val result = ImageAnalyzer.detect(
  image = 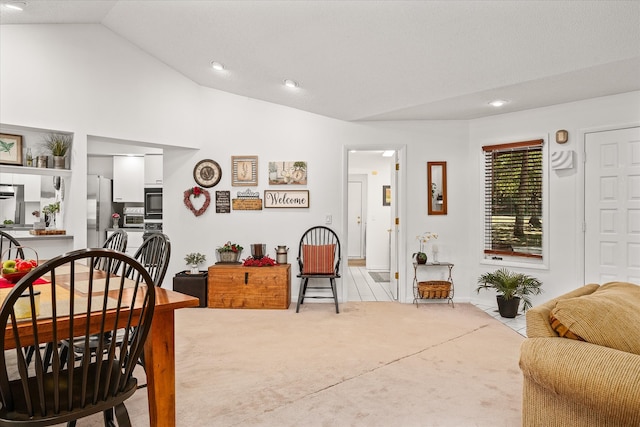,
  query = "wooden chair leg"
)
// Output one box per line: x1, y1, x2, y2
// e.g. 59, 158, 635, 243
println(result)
330, 278, 339, 313
114, 403, 131, 427
296, 278, 308, 313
